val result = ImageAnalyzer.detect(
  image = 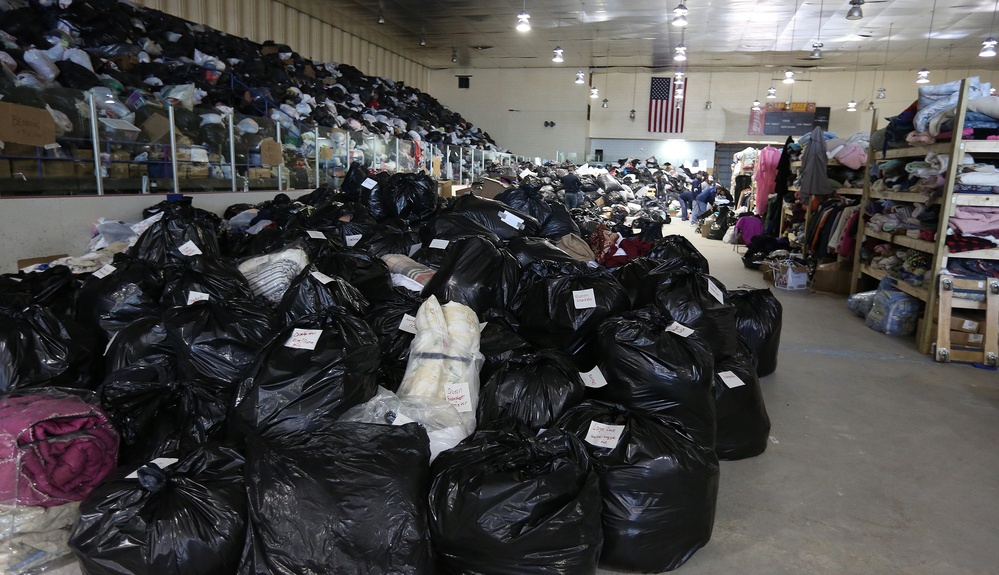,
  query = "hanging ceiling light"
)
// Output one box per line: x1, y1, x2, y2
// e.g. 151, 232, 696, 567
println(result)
629, 109, 636, 119
590, 86, 599, 98
917, 0, 937, 83
575, 70, 585, 84
672, 2, 688, 27
877, 23, 892, 99
516, 1, 531, 32
378, 14, 385, 25
811, 0, 825, 58
601, 98, 609, 108
451, 49, 458, 63
847, 100, 857, 112
783, 2, 798, 85
983, 0, 999, 56
848, 46, 860, 111
419, 35, 426, 47
867, 101, 876, 111
552, 46, 564, 63
767, 85, 777, 99
674, 44, 687, 61
752, 98, 761, 111
782, 69, 795, 84
846, 0, 864, 20
705, 72, 713, 110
